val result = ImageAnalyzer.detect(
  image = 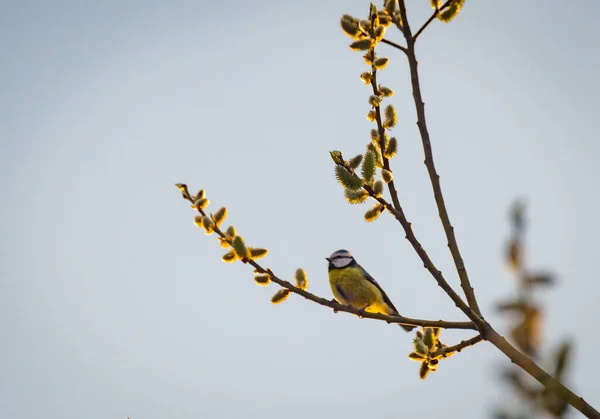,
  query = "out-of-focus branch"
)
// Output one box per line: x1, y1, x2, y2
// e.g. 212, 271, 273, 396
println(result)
487, 329, 600, 419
